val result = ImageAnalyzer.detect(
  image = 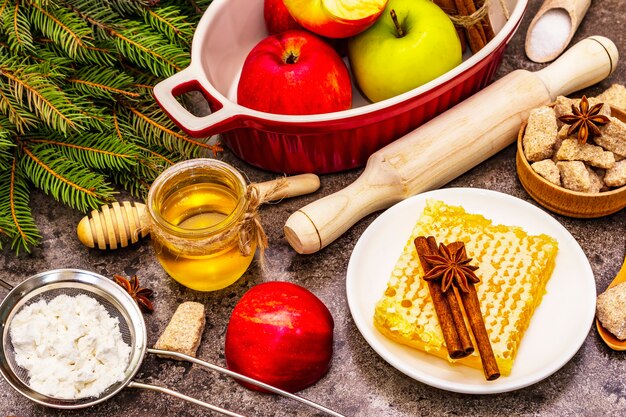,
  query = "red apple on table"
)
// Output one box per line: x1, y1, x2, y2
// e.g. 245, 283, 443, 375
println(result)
264, 0, 302, 34
225, 281, 334, 393
237, 30, 352, 115
283, 0, 388, 38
